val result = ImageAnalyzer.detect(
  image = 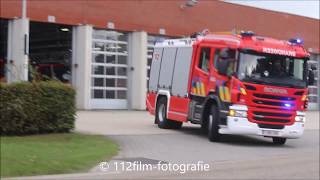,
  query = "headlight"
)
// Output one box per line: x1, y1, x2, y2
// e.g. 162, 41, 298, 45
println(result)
229, 109, 247, 117
295, 116, 305, 123
295, 111, 306, 123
